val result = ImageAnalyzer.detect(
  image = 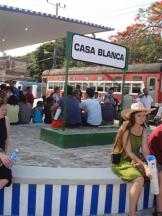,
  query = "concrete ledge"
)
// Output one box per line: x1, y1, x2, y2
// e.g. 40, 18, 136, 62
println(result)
12, 166, 123, 185
0, 165, 154, 216
40, 127, 117, 148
